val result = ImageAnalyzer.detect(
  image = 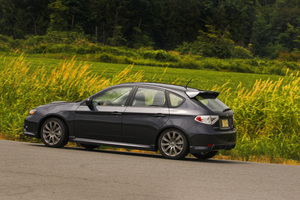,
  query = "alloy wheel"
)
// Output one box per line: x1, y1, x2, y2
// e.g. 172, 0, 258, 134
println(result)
42, 120, 62, 145
160, 131, 185, 157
